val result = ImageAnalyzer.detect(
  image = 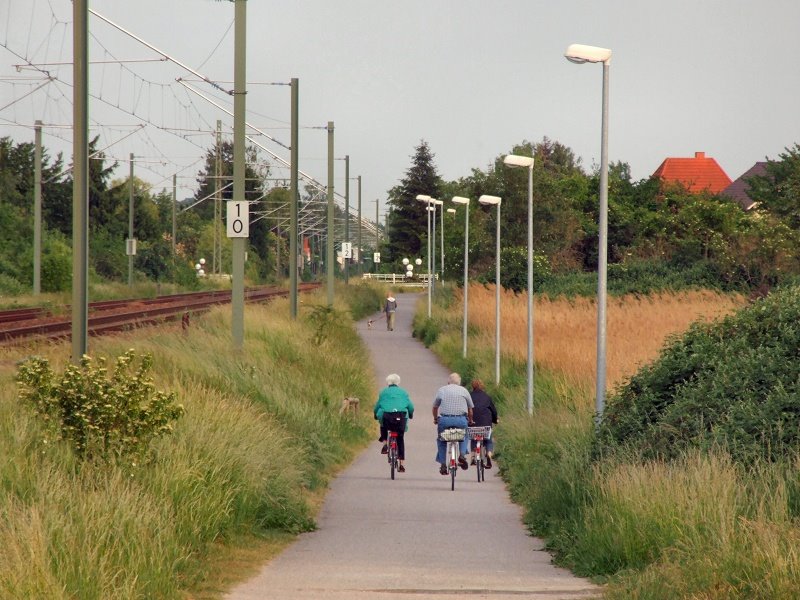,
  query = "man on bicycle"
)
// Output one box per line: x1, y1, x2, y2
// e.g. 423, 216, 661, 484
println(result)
432, 372, 474, 476
373, 373, 414, 472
